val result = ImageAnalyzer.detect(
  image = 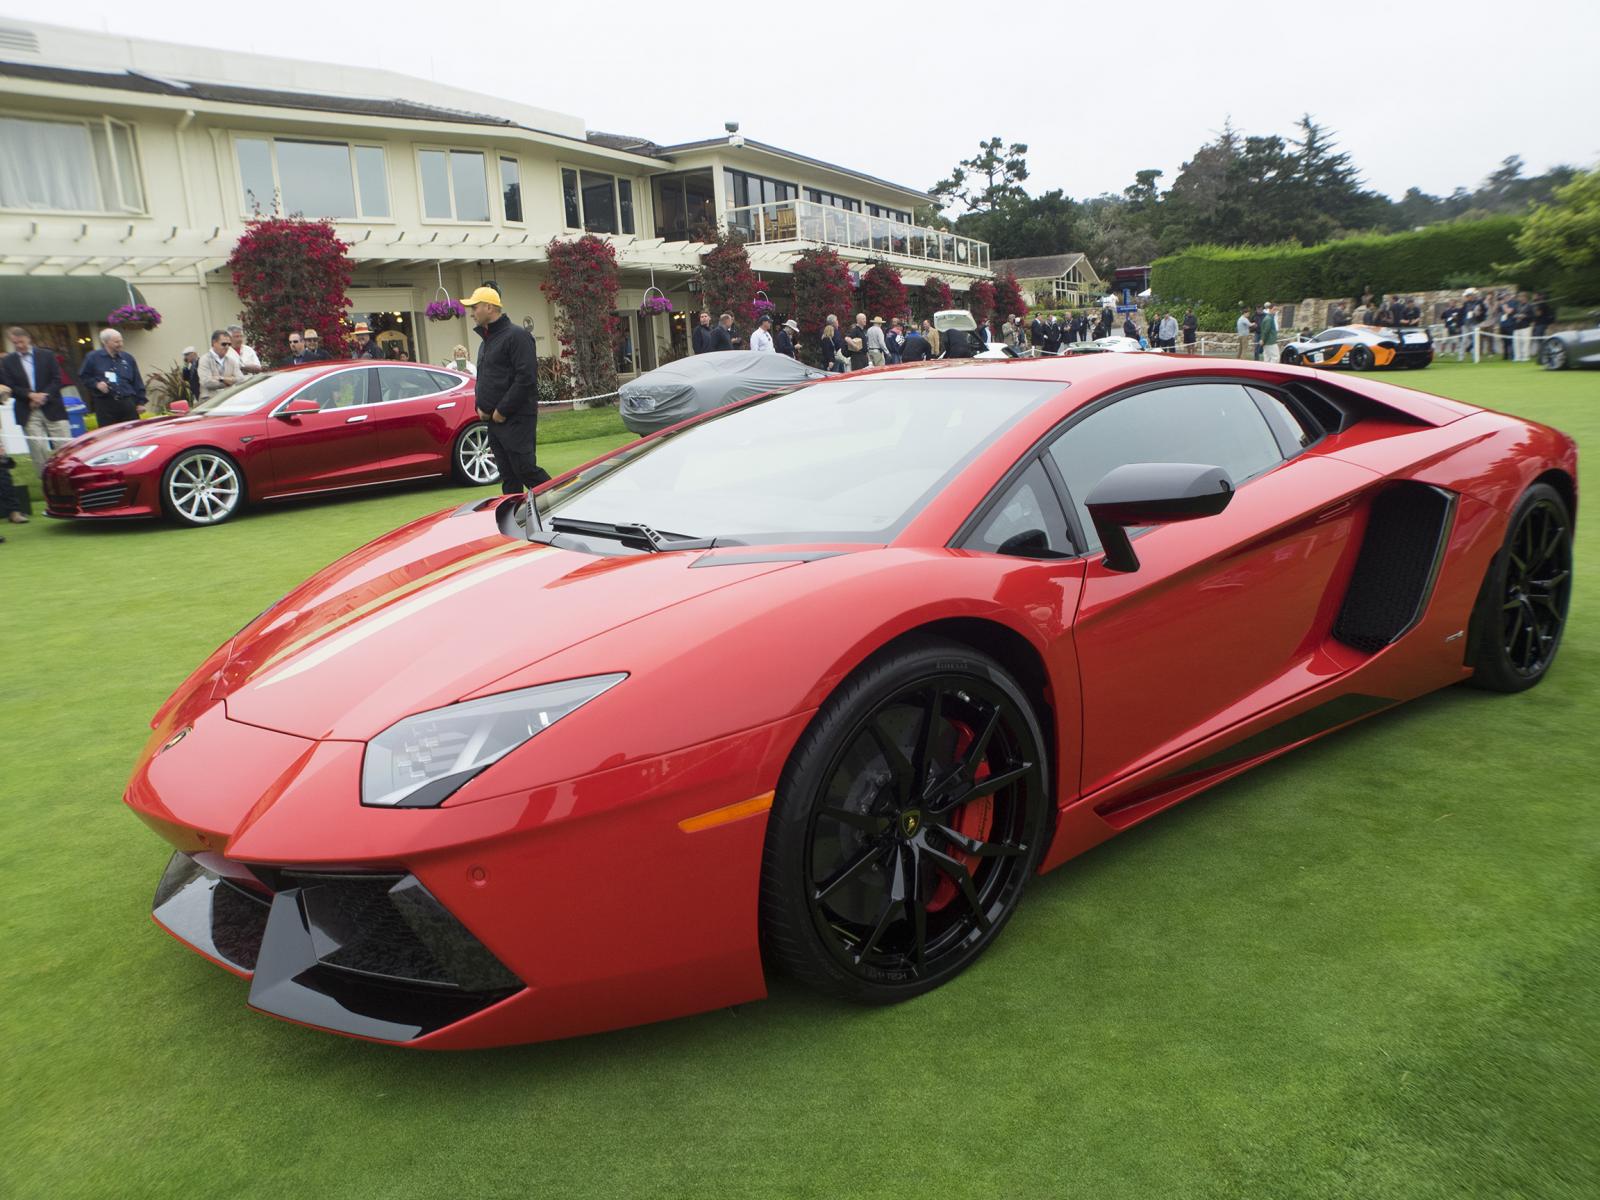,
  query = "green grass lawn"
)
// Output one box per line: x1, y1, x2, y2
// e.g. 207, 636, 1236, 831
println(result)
3, 366, 1597, 1198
